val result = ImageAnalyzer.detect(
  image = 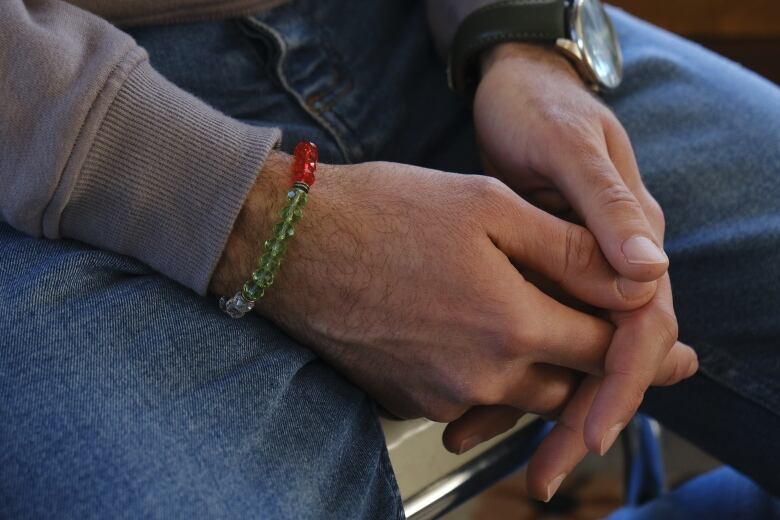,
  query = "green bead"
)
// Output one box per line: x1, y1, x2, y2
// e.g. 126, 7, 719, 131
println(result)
264, 239, 287, 256
273, 222, 295, 241
258, 253, 281, 271
263, 240, 287, 257
252, 269, 275, 288
242, 281, 264, 301
281, 204, 304, 224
